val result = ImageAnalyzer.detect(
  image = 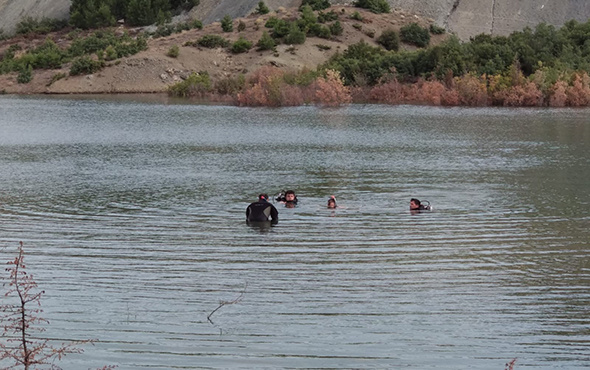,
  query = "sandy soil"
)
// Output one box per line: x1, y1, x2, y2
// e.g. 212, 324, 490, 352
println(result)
0, 6, 444, 95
